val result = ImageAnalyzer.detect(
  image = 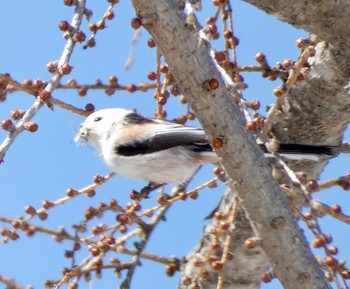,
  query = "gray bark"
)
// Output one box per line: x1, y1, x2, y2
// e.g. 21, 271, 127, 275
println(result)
242, 0, 350, 51
243, 0, 350, 179
181, 189, 269, 289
